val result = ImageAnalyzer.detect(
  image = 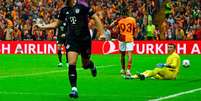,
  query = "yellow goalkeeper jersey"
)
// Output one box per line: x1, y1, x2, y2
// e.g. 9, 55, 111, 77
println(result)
166, 51, 181, 74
